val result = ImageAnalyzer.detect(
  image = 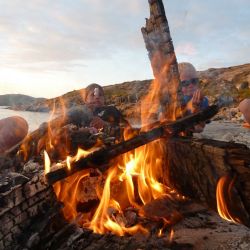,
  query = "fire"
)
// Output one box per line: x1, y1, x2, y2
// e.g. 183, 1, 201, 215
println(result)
44, 150, 51, 175
65, 148, 93, 171
47, 100, 57, 151
85, 166, 148, 236
53, 169, 90, 221
66, 156, 71, 170
43, 44, 182, 236
87, 140, 170, 235
49, 147, 97, 220
169, 228, 174, 242
74, 148, 93, 161
158, 228, 163, 237
46, 126, 175, 236
216, 175, 241, 224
